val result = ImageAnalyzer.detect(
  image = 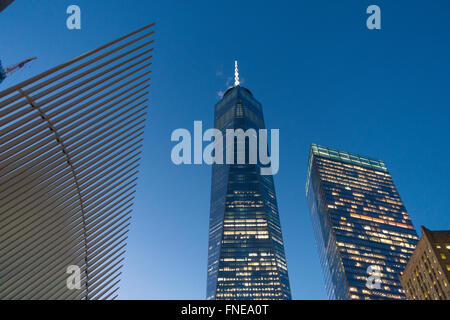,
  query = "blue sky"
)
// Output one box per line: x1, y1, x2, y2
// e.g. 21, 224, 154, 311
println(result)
1, 0, 449, 299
